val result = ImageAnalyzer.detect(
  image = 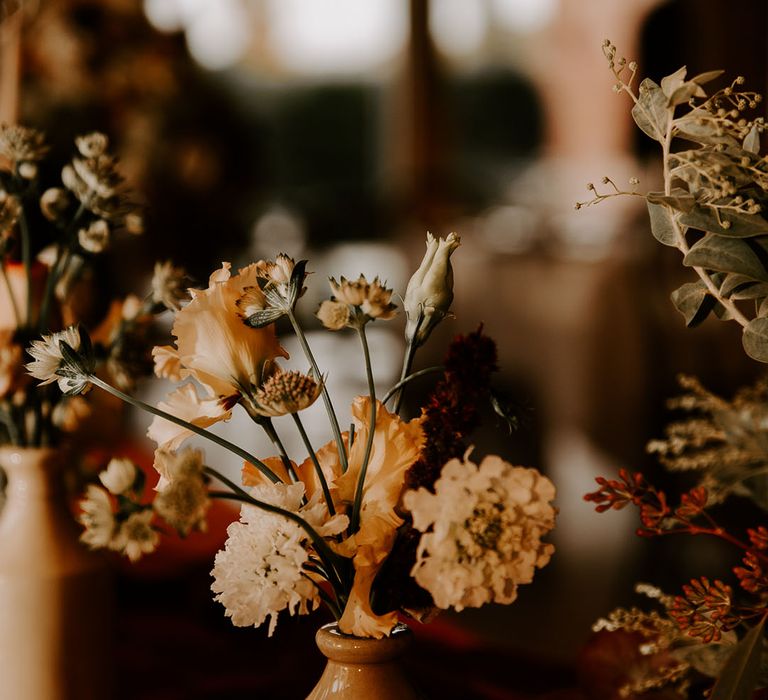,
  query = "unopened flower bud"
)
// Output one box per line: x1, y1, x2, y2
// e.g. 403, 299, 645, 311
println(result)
99, 457, 137, 495
40, 188, 69, 221
404, 232, 460, 348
